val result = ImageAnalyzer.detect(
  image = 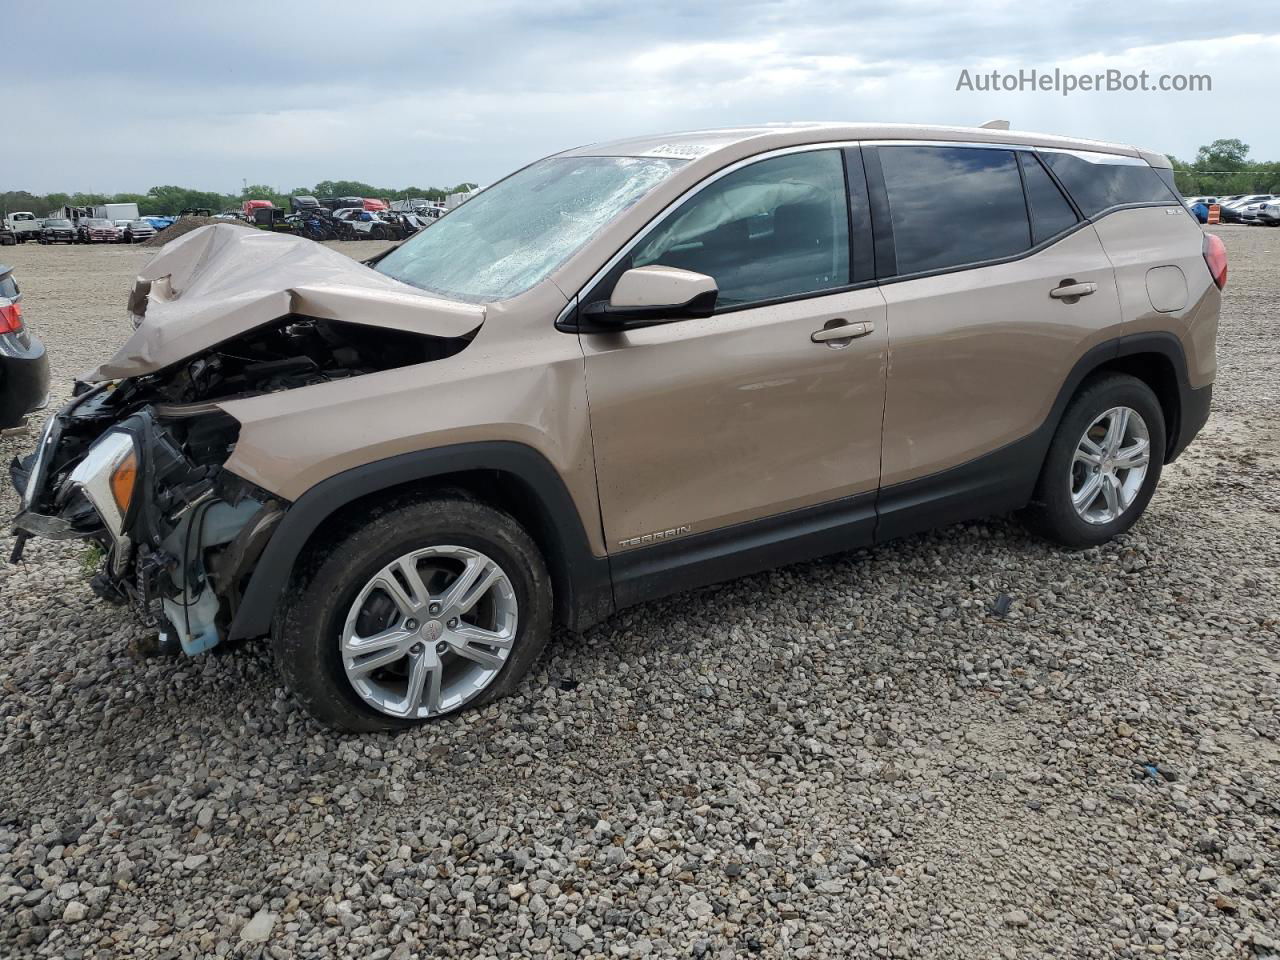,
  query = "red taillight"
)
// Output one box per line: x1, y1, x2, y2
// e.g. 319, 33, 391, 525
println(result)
0, 302, 22, 335
1203, 232, 1228, 290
